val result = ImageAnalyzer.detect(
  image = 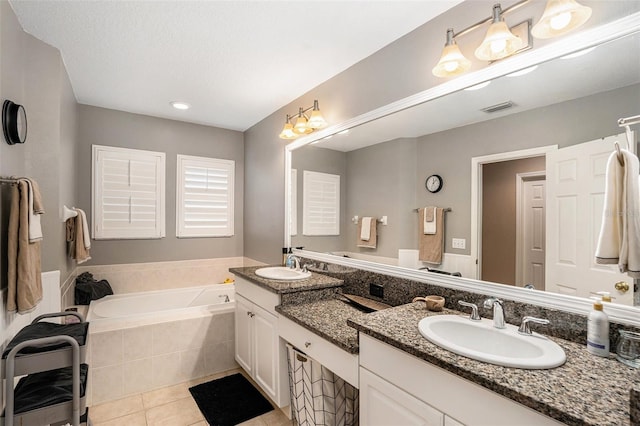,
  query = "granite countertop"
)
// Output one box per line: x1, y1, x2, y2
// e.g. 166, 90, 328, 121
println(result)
230, 265, 343, 294
276, 298, 368, 354
348, 303, 640, 426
